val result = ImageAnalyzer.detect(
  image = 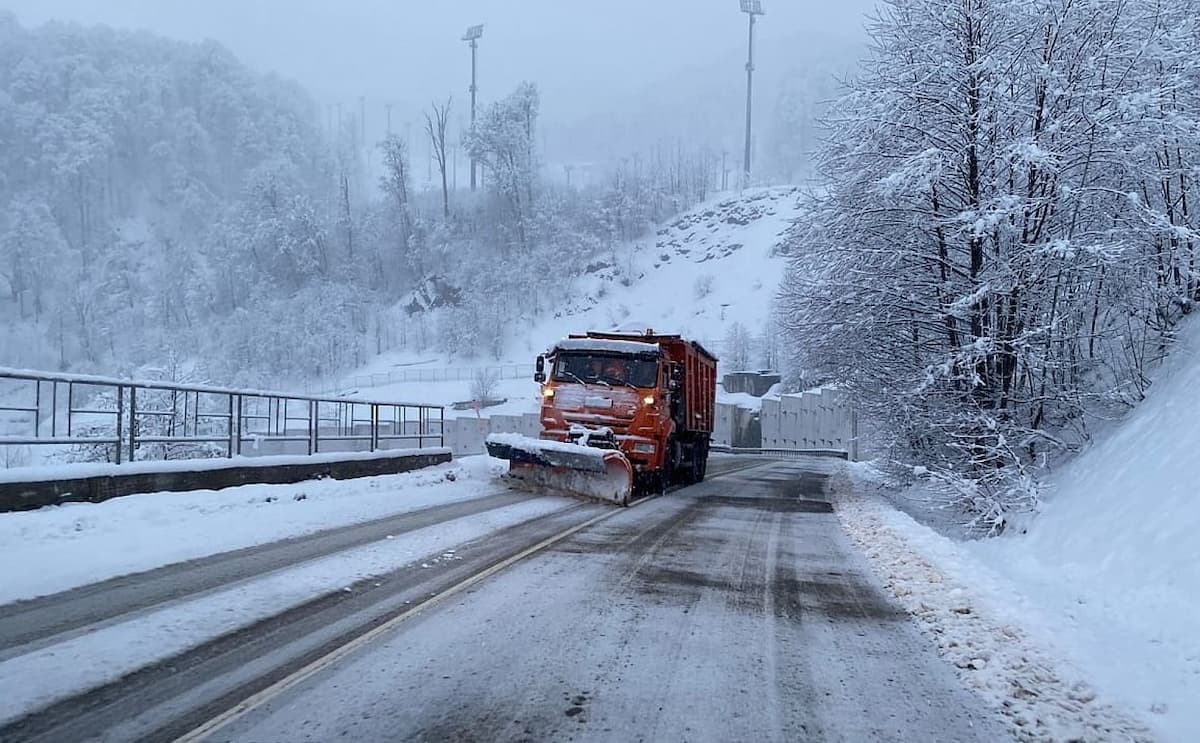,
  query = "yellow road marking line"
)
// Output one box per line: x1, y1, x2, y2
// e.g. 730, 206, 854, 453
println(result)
173, 502, 639, 742
175, 463, 760, 742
